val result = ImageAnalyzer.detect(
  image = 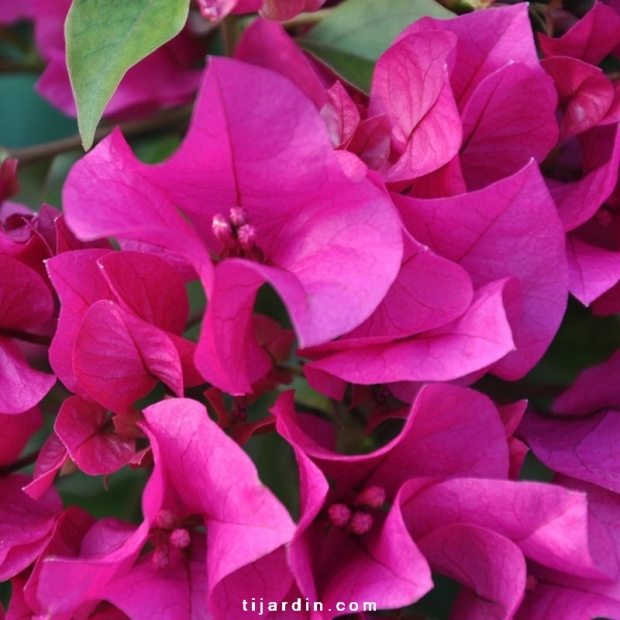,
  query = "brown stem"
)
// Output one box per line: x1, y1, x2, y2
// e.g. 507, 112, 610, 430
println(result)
0, 59, 45, 73
275, 363, 305, 377
185, 308, 205, 332
0, 450, 39, 476
0, 327, 52, 346
1, 105, 192, 167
